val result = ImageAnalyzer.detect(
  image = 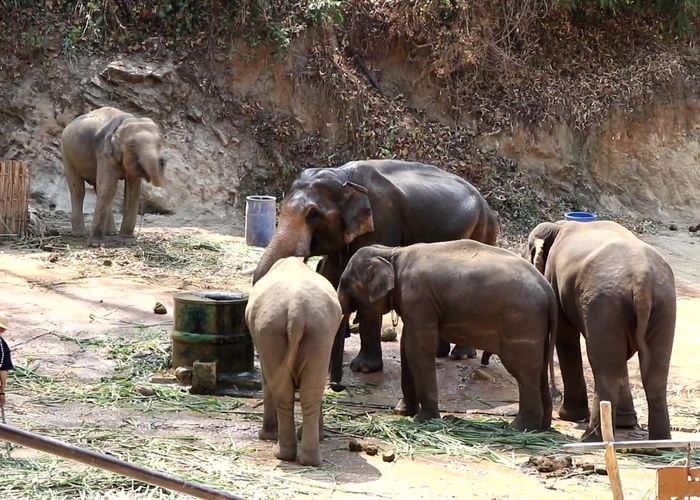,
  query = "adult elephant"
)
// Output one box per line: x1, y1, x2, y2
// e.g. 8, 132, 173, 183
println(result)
526, 220, 676, 441
61, 106, 166, 247
252, 160, 498, 386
